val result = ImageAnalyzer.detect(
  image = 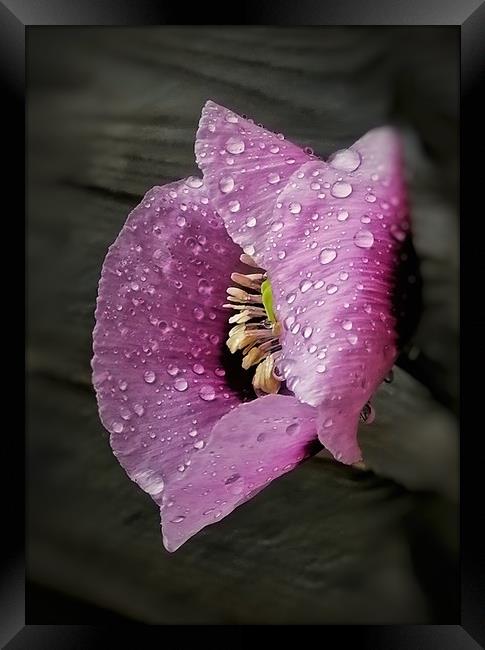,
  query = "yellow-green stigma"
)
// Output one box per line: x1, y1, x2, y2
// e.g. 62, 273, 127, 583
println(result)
261, 278, 276, 323
224, 254, 282, 395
